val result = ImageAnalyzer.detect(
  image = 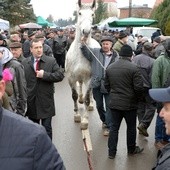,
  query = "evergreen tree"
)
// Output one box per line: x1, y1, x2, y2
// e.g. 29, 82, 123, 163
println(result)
94, 0, 107, 24
0, 0, 36, 26
151, 0, 170, 35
